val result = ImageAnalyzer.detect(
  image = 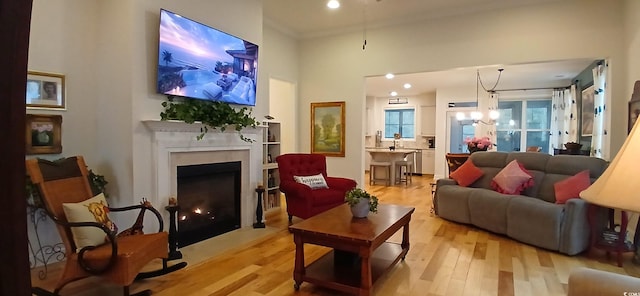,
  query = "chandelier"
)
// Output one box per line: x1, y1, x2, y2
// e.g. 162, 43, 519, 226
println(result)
456, 68, 504, 126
